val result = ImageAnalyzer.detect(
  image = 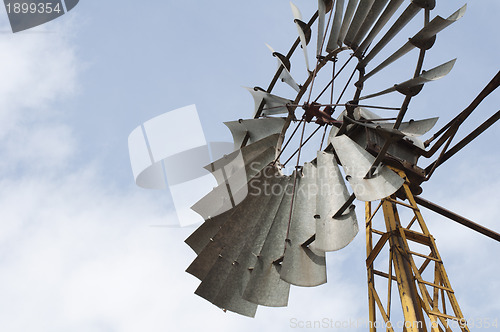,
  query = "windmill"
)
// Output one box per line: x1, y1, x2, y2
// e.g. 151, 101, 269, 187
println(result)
131, 1, 500, 331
